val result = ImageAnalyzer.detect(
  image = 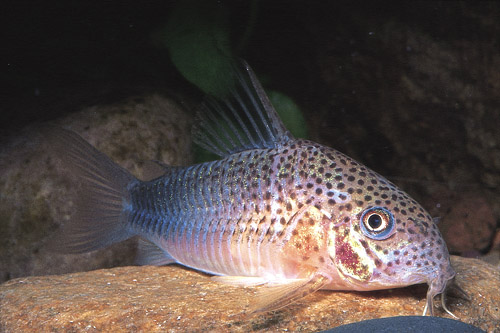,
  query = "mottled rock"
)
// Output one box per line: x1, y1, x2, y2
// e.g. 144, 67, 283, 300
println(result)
423, 187, 497, 254
0, 256, 498, 332
0, 94, 192, 283
305, 3, 500, 262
